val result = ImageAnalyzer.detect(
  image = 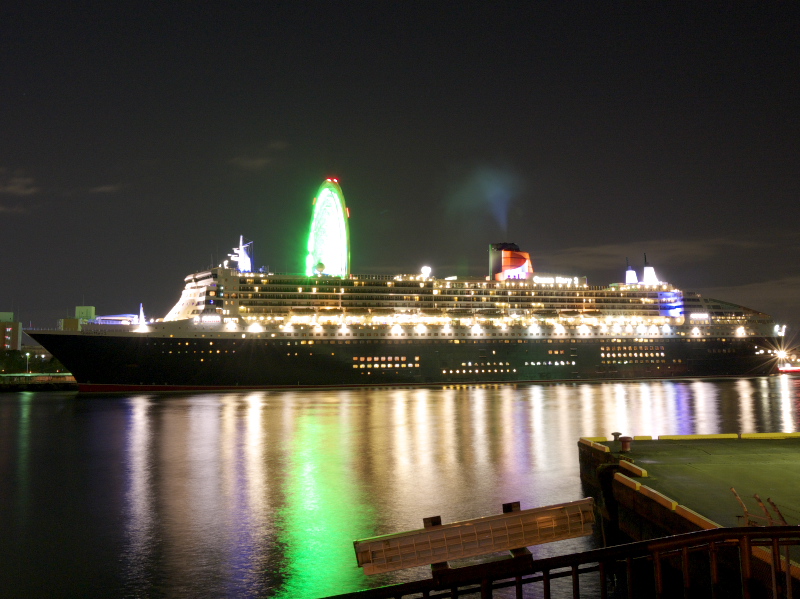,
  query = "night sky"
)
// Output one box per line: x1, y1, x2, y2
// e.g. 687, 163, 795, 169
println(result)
2, 3, 798, 334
